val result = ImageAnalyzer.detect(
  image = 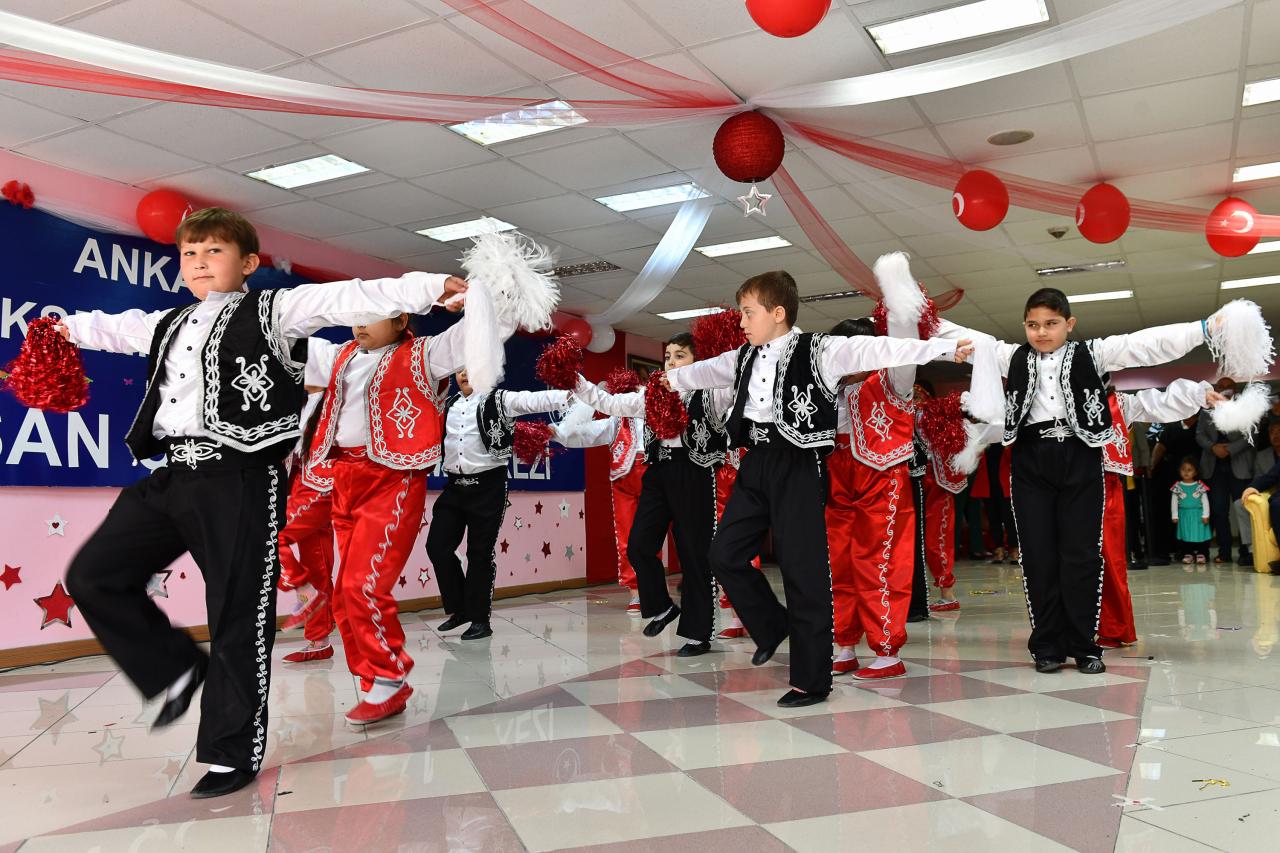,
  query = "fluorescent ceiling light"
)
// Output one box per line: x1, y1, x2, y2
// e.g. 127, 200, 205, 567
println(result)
596, 183, 708, 213
866, 0, 1049, 55
657, 307, 726, 321
1035, 259, 1126, 277
1221, 274, 1280, 290
1243, 77, 1280, 107
246, 154, 369, 189
1233, 161, 1280, 183
1247, 240, 1280, 255
447, 100, 587, 145
694, 235, 792, 258
416, 216, 517, 242
1067, 290, 1132, 304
